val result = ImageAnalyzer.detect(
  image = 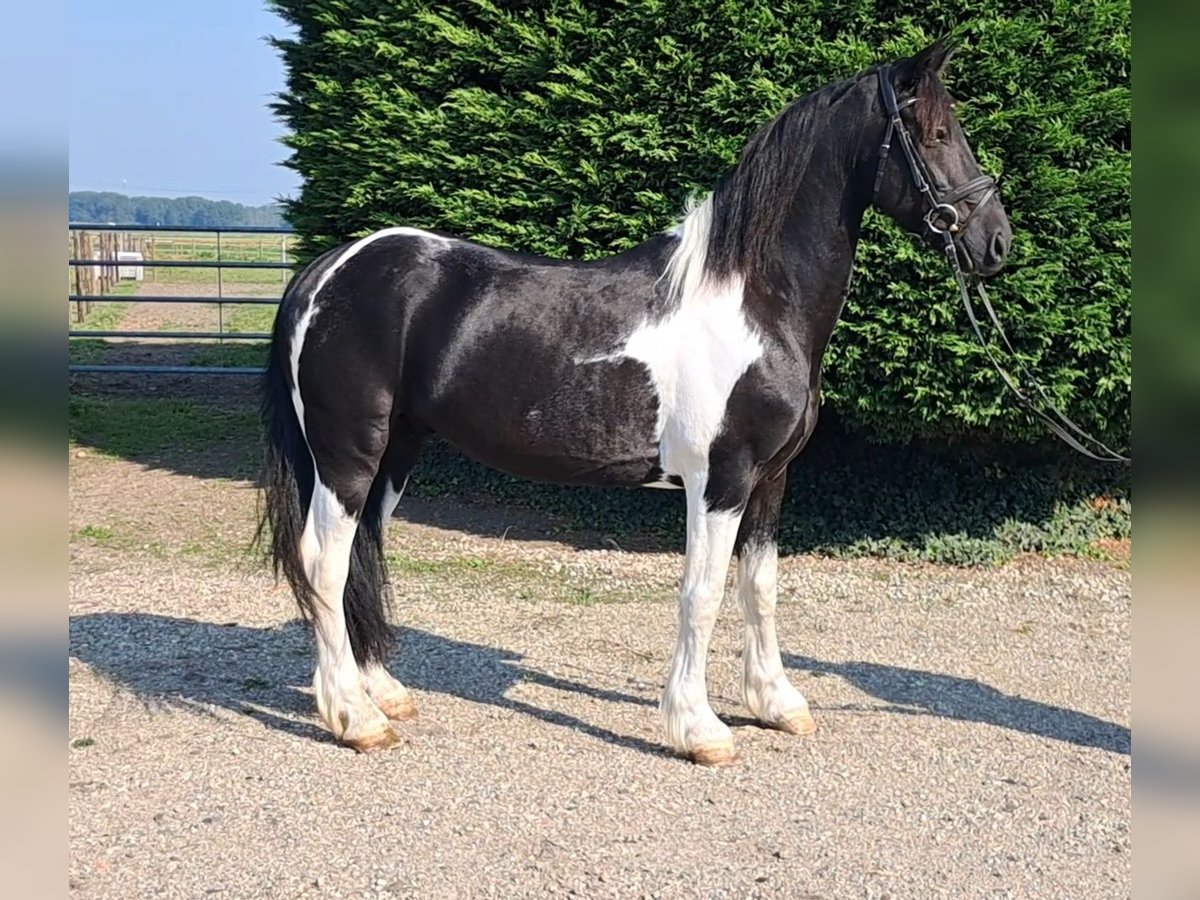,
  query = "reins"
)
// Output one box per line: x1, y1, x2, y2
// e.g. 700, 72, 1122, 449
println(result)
873, 66, 1130, 465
